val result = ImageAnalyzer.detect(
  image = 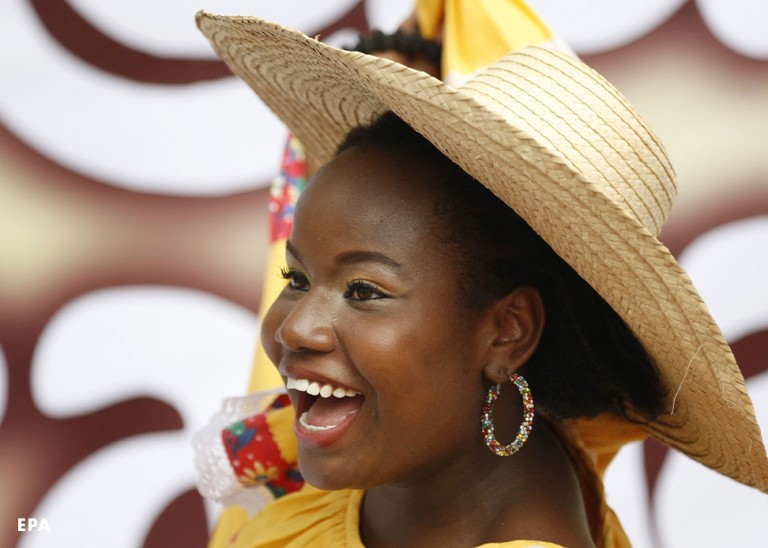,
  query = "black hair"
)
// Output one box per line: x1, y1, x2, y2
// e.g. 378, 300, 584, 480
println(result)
337, 111, 666, 422
346, 29, 442, 72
